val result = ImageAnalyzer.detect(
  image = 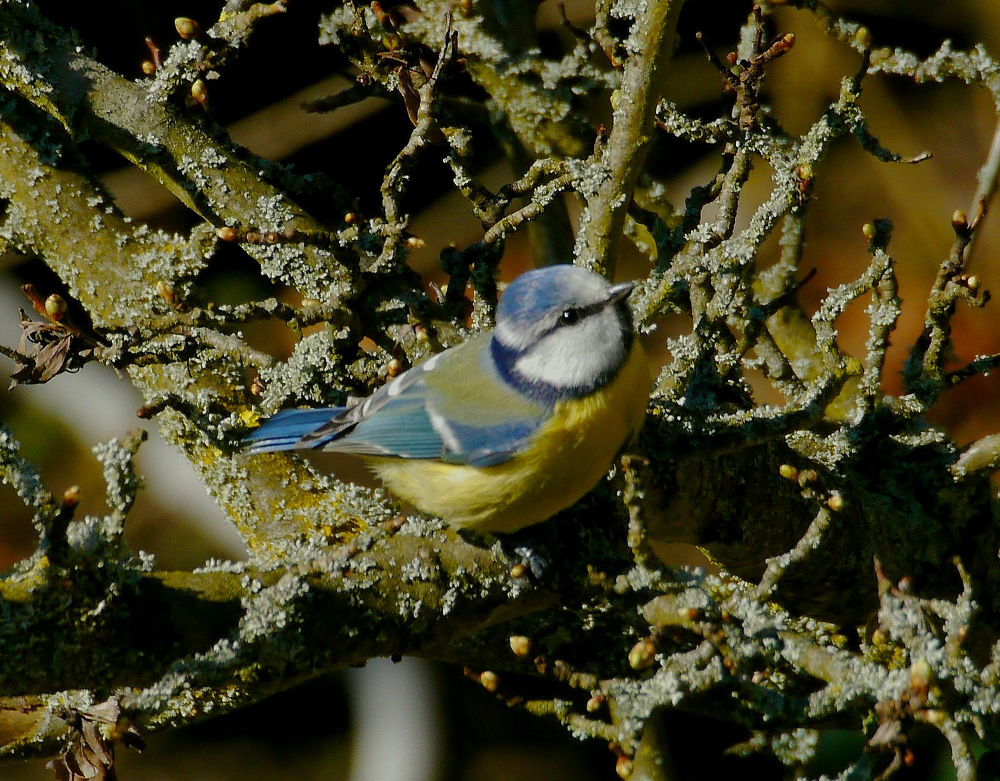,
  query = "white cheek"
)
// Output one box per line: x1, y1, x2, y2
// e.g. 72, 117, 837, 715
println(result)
514, 311, 625, 389
494, 318, 534, 350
